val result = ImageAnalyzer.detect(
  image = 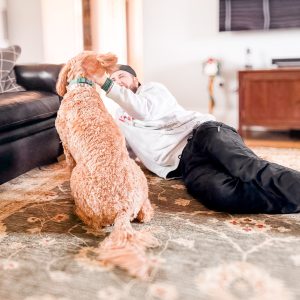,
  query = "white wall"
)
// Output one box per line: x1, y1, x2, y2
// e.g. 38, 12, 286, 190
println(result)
0, 0, 9, 47
91, 0, 127, 63
127, 0, 144, 81
6, 0, 83, 64
41, 0, 83, 63
7, 0, 44, 63
142, 0, 300, 127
